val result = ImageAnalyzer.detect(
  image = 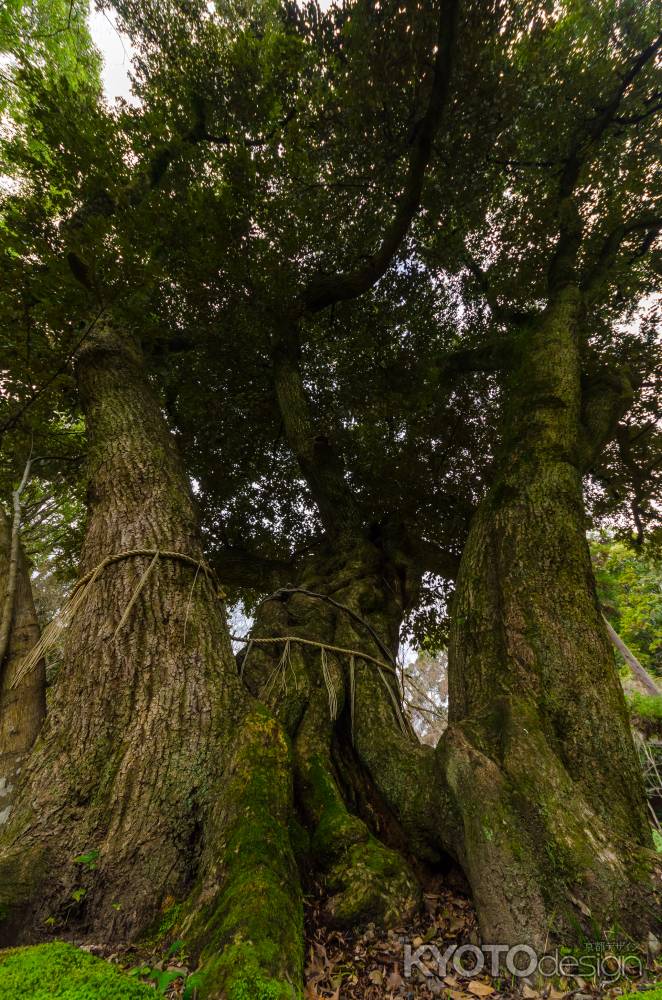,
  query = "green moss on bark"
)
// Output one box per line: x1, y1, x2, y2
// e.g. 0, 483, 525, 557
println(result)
299, 746, 421, 928
182, 705, 304, 999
